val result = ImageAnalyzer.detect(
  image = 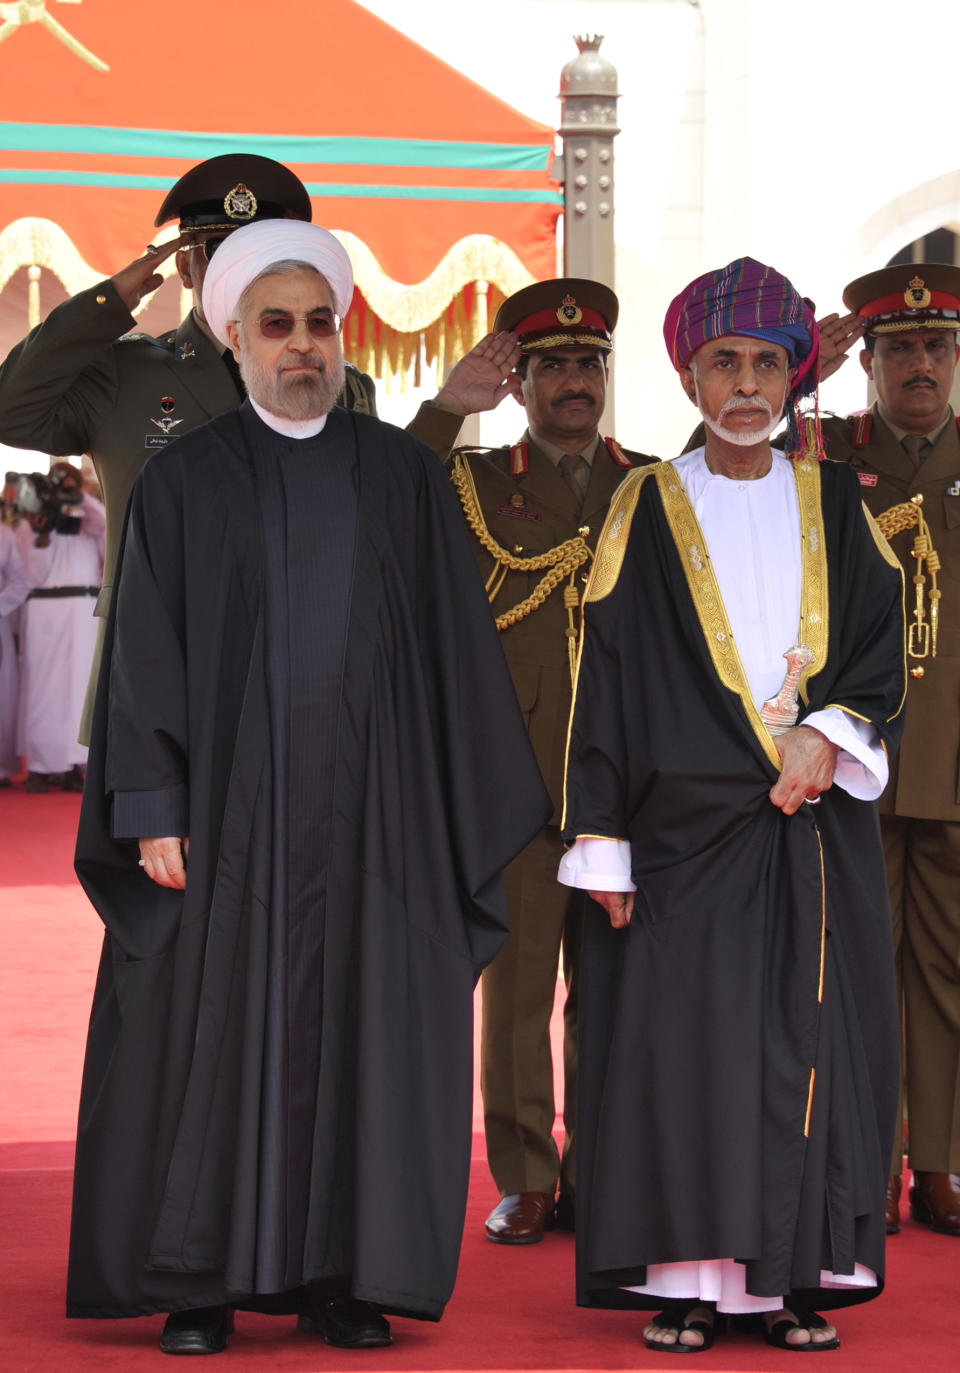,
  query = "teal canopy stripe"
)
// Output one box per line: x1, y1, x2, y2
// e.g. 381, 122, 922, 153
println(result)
0, 124, 553, 173
0, 169, 562, 205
